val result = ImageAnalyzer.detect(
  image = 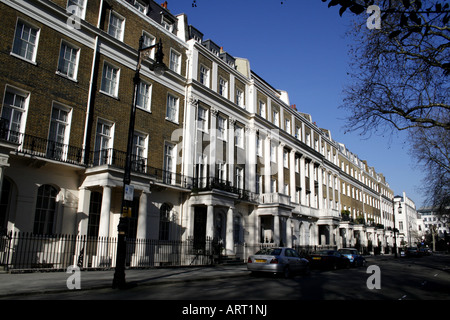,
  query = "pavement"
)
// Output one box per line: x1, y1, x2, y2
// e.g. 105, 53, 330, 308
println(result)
0, 264, 250, 298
